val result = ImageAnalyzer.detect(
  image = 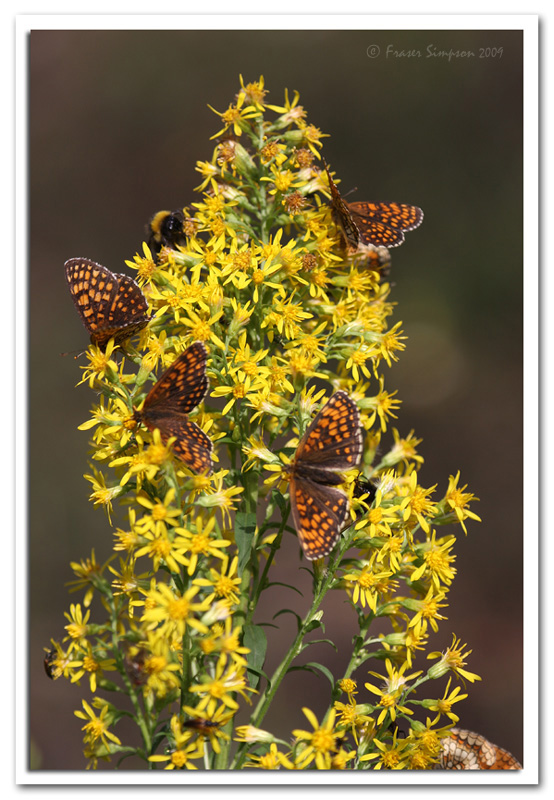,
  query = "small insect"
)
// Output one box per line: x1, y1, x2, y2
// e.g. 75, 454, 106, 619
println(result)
133, 342, 213, 474
322, 159, 423, 250
352, 474, 377, 506
147, 209, 186, 255
183, 718, 221, 735
65, 258, 151, 351
124, 648, 148, 687
287, 391, 363, 560
438, 728, 521, 770
43, 649, 58, 680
